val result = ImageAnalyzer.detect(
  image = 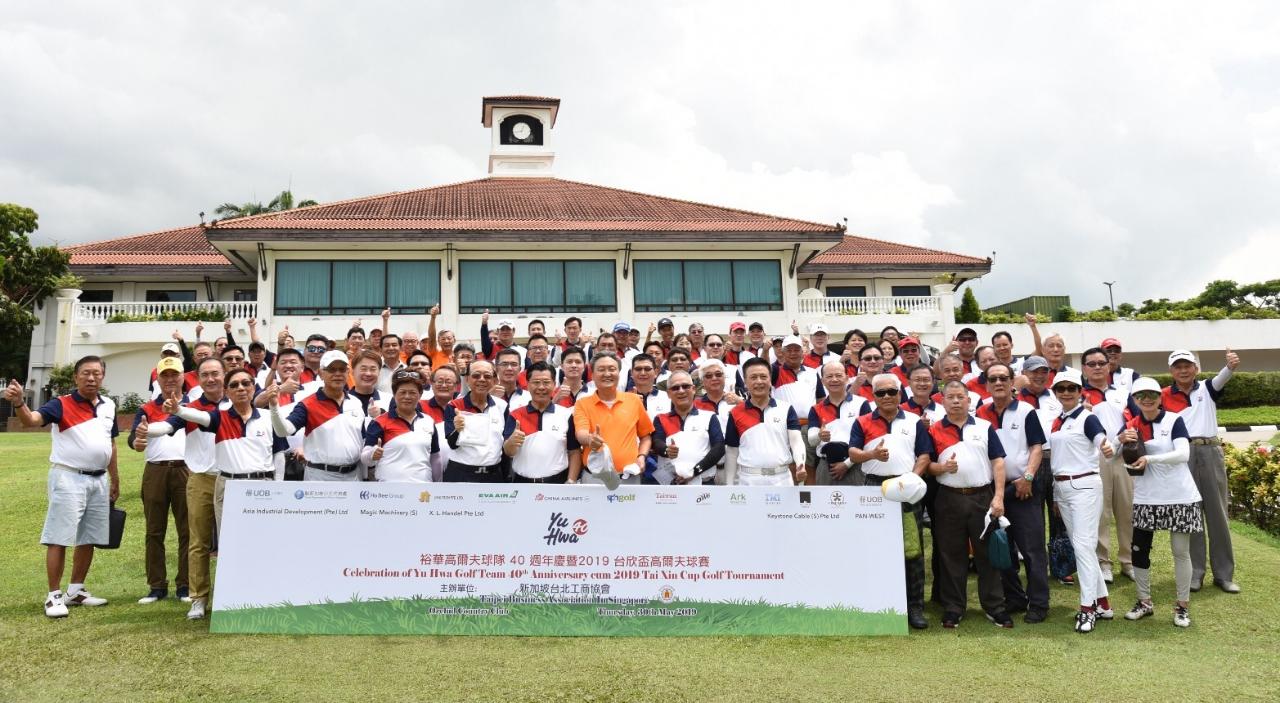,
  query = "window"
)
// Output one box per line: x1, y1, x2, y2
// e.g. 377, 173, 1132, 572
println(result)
826, 286, 866, 298
145, 290, 196, 302
890, 285, 931, 297
233, 289, 257, 302
274, 260, 441, 315
634, 260, 782, 312
458, 260, 616, 314
78, 290, 114, 303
